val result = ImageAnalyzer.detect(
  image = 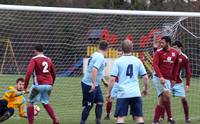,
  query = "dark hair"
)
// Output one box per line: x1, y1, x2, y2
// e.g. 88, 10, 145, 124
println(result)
16, 77, 25, 84
172, 40, 183, 48
99, 40, 108, 51
35, 44, 43, 52
121, 40, 133, 53
161, 36, 172, 45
